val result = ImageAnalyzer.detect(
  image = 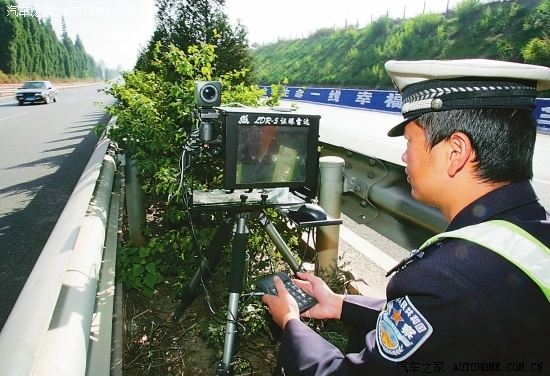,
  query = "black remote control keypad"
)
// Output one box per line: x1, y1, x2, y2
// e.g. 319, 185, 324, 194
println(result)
256, 272, 317, 313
